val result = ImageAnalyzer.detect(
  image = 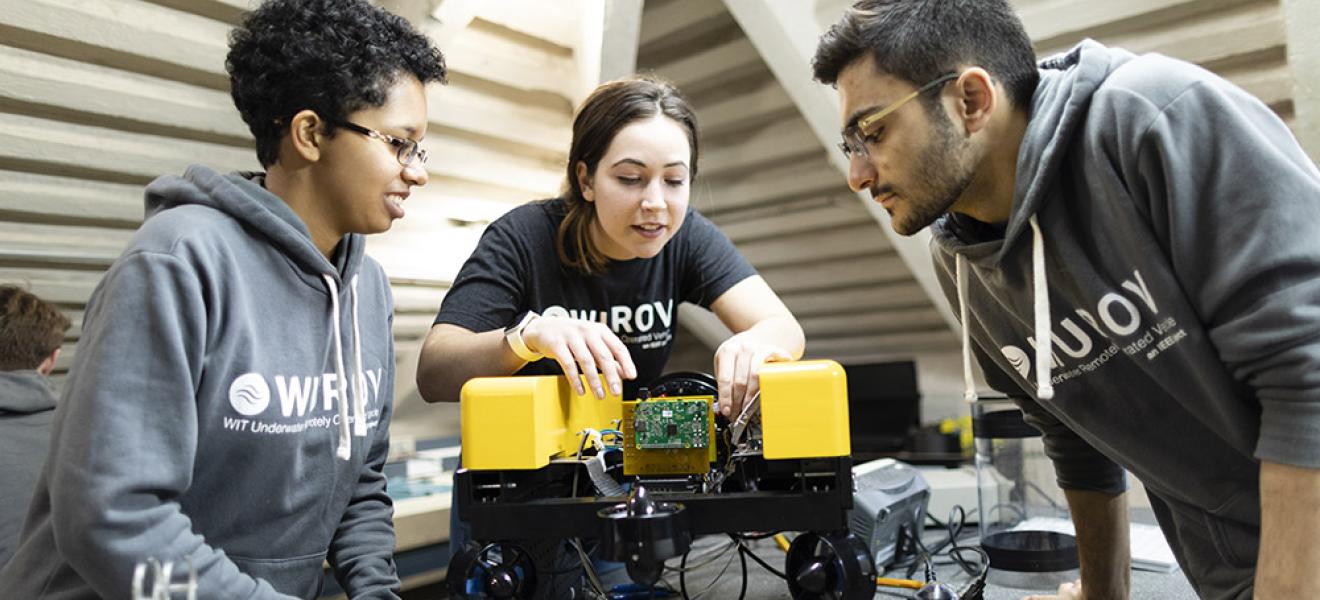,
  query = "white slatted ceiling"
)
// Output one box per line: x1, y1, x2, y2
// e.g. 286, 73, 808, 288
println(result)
0, 0, 583, 442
